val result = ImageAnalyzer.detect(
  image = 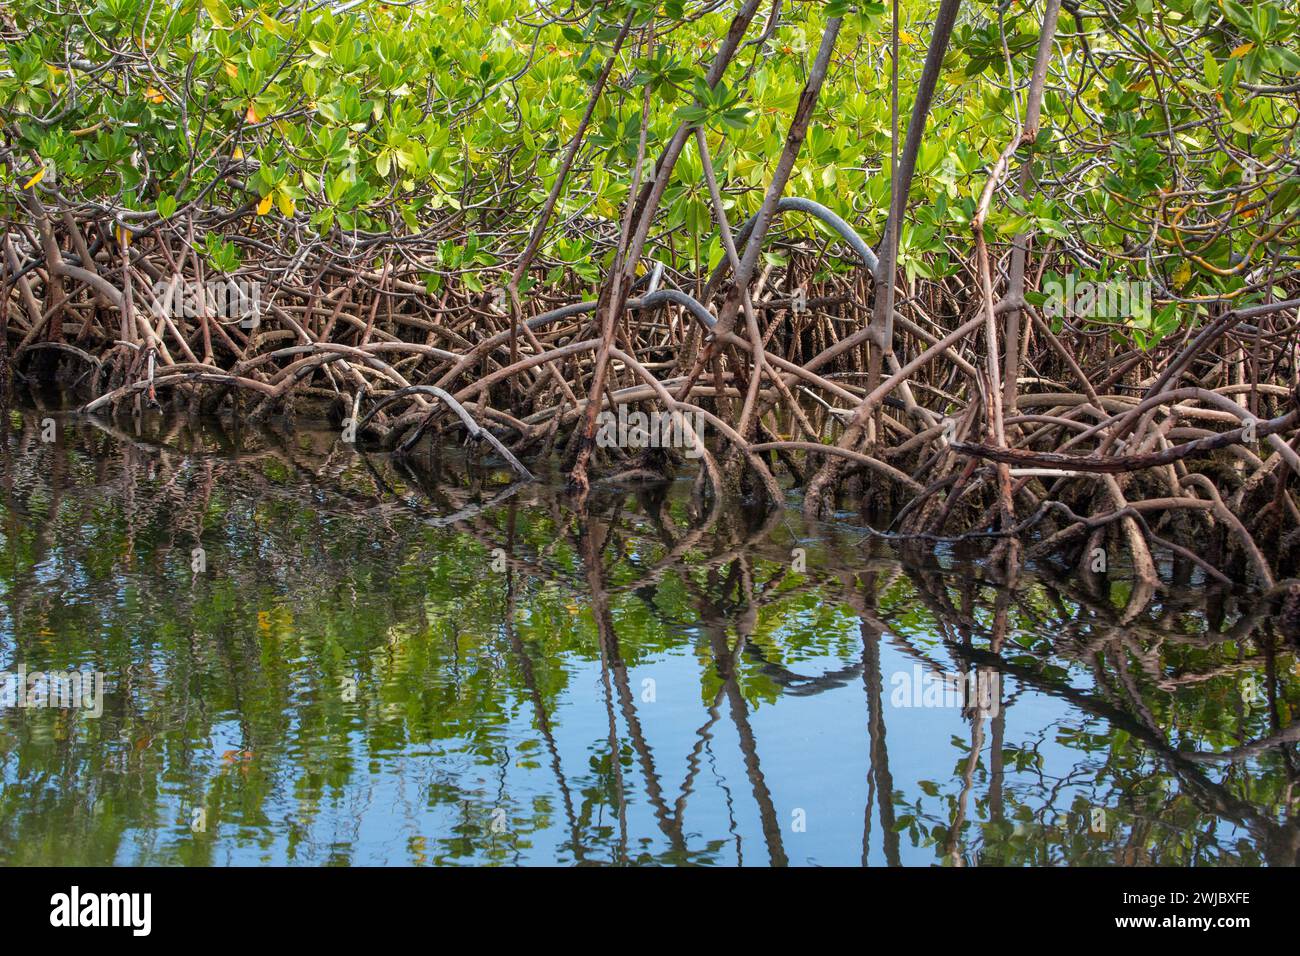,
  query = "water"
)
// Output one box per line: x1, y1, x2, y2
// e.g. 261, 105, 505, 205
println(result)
0, 407, 1296, 866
